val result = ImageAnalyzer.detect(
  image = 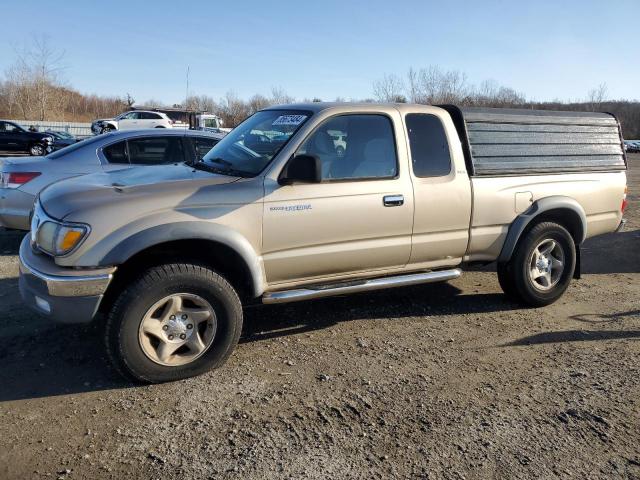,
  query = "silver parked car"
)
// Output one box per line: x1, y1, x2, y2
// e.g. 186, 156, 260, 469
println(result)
0, 129, 225, 230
